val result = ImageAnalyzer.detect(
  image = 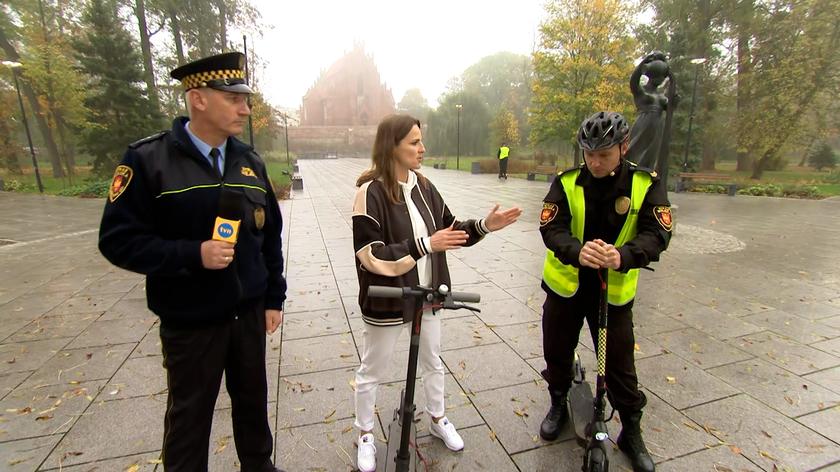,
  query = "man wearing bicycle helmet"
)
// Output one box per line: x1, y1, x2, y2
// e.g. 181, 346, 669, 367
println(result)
537, 111, 671, 472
